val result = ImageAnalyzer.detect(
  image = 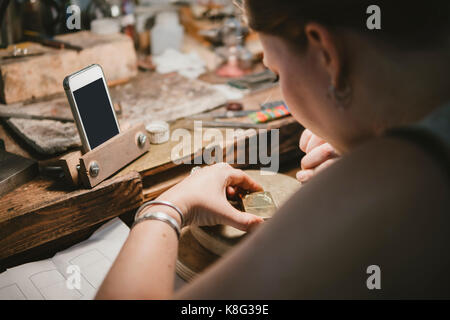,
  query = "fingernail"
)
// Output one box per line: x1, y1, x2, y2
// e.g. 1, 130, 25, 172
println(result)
296, 171, 306, 182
